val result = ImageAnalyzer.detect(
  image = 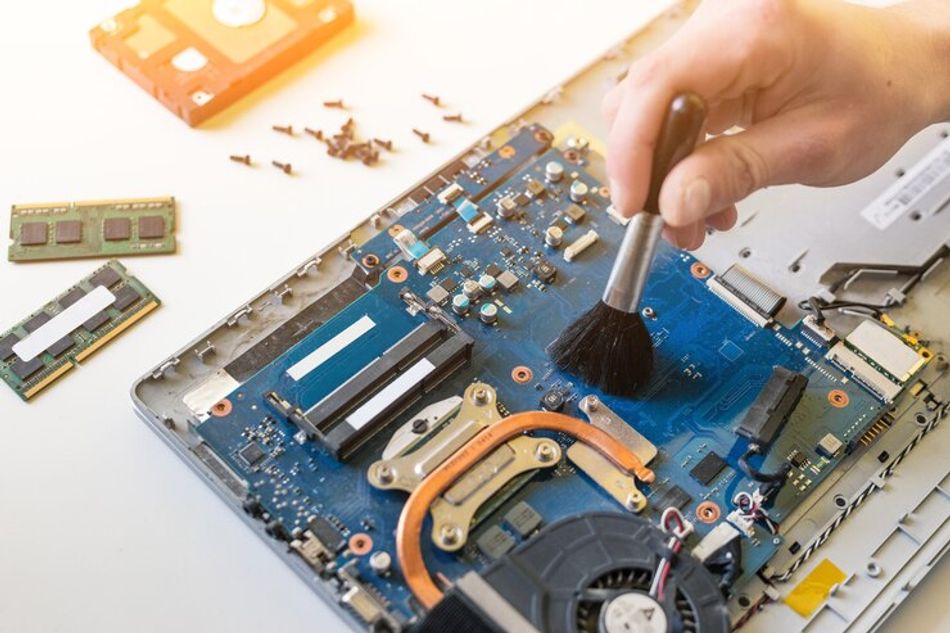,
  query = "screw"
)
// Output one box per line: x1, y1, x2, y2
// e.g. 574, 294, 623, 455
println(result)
625, 493, 642, 511
473, 387, 489, 404
304, 127, 324, 141
229, 154, 251, 165
443, 113, 463, 123
438, 524, 461, 546
373, 138, 393, 151
375, 464, 394, 485
422, 93, 441, 106
535, 442, 558, 463
361, 150, 379, 166
412, 128, 431, 143
271, 161, 292, 175
323, 99, 345, 108
272, 124, 293, 135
